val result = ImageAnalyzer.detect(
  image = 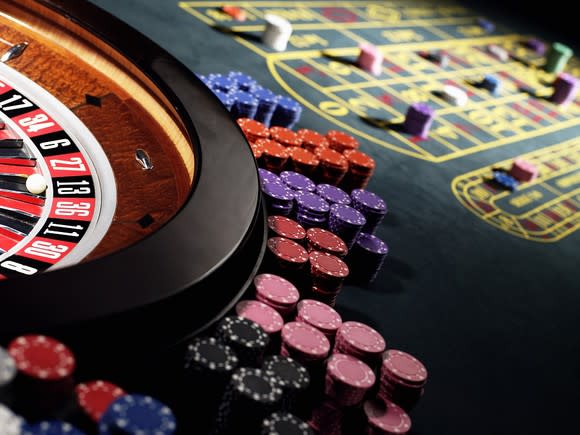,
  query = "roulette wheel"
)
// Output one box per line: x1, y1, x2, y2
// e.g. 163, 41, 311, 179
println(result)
0, 0, 265, 372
